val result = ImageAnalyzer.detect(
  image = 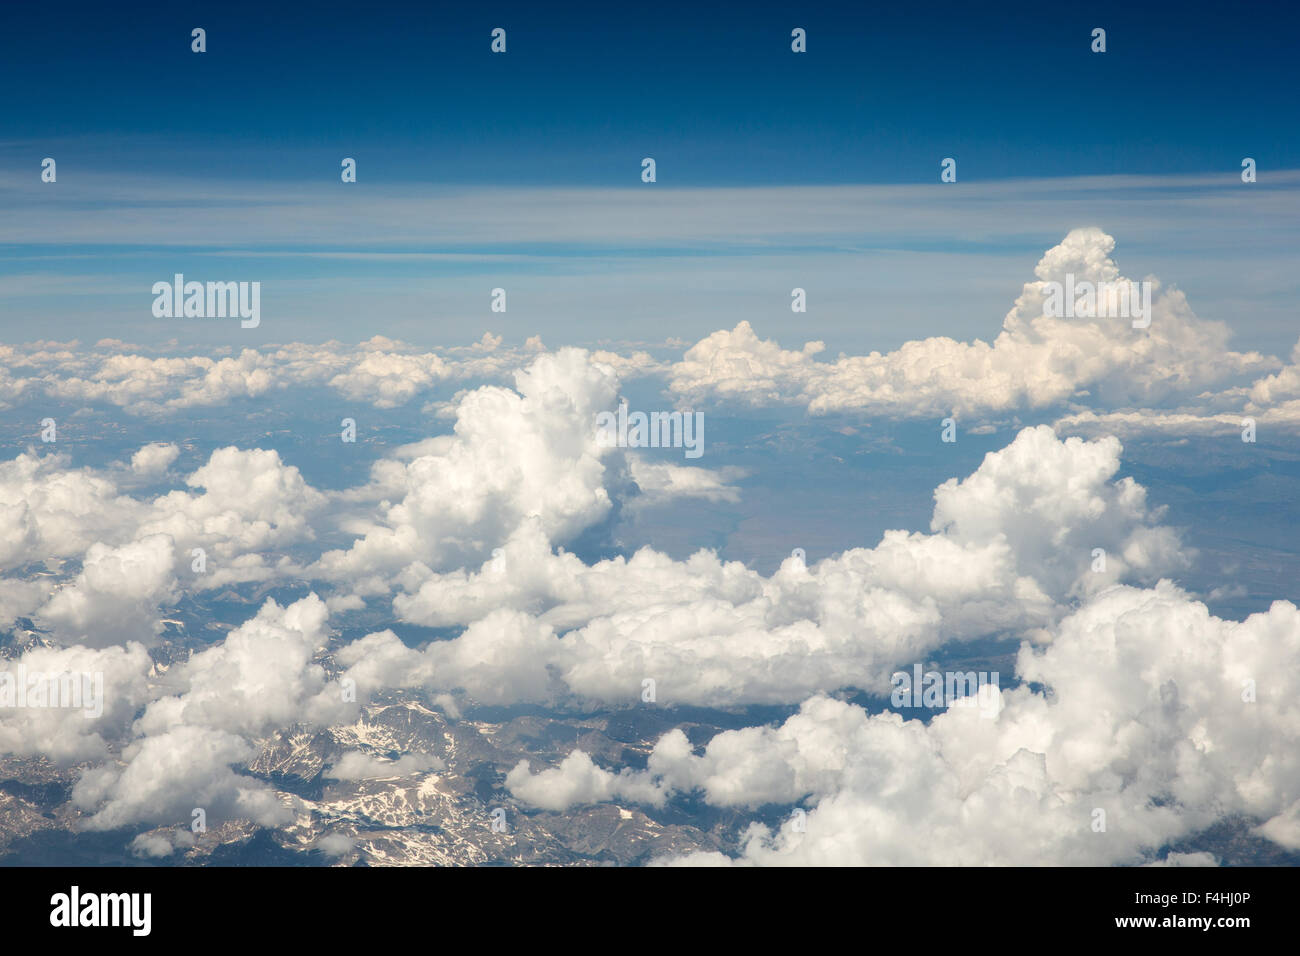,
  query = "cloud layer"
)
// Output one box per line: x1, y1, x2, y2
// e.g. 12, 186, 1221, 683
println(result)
668, 229, 1277, 420
2, 229, 1296, 866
